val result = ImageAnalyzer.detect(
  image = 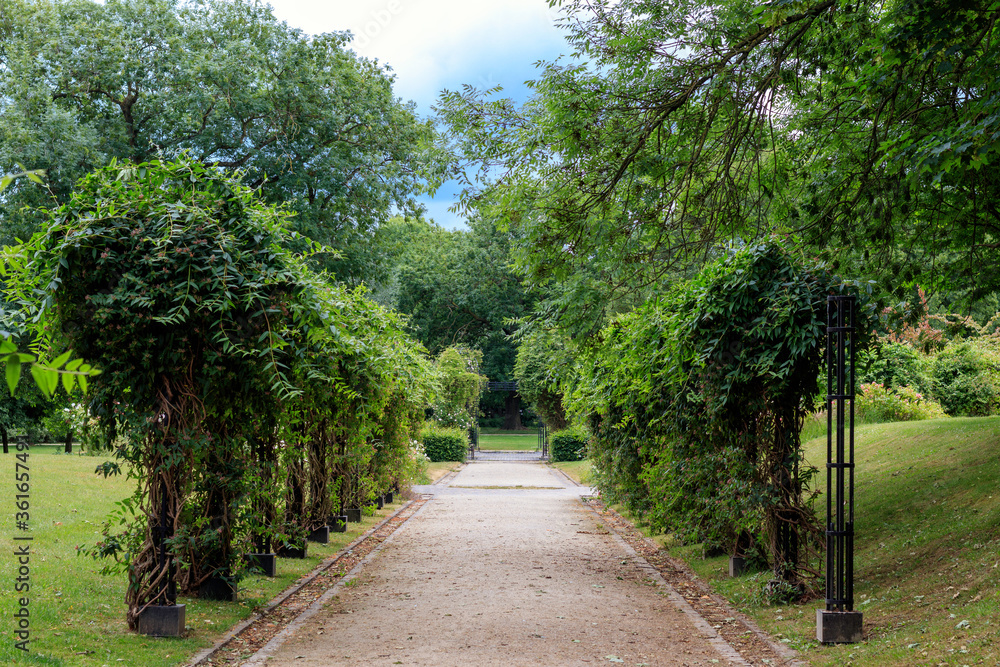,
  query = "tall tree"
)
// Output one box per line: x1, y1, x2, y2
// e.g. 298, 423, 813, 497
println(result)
376, 216, 536, 425
0, 0, 446, 282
